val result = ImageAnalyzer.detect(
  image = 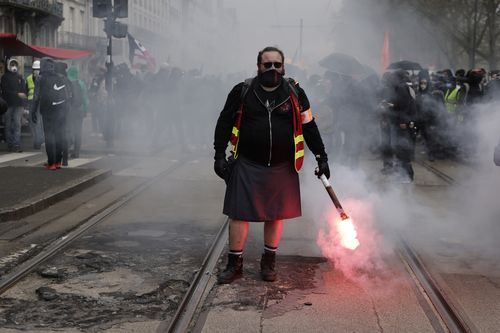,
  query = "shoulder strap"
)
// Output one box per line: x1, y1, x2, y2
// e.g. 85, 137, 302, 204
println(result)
286, 77, 299, 97
240, 78, 254, 100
